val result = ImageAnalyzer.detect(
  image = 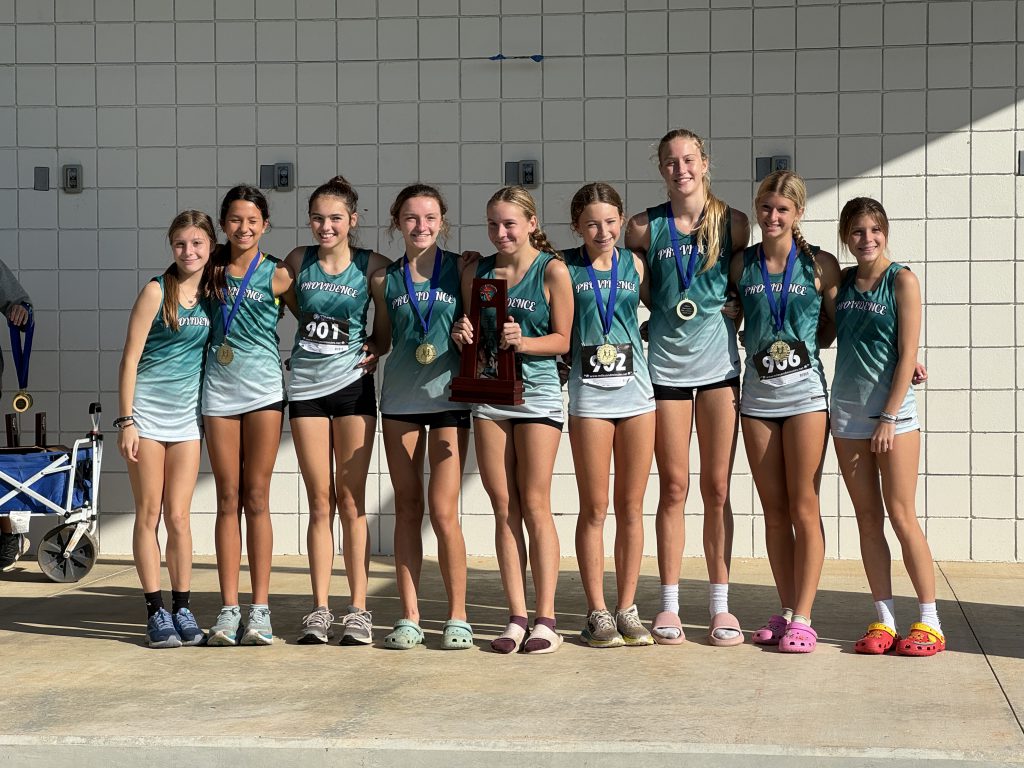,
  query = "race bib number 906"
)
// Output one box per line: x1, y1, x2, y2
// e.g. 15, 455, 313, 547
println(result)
581, 343, 634, 389
753, 339, 811, 386
299, 312, 350, 354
